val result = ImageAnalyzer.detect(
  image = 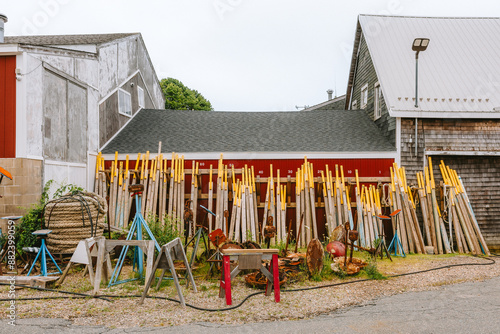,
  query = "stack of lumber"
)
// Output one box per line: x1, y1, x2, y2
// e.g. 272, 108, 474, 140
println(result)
438, 160, 490, 255
107, 151, 132, 229
188, 160, 200, 237
95, 149, 490, 256
388, 163, 425, 254
414, 157, 450, 254
227, 163, 259, 243
103, 143, 197, 235
356, 183, 381, 248
293, 159, 318, 248
351, 163, 425, 252
167, 152, 186, 235
94, 152, 107, 199
213, 155, 228, 235
322, 164, 354, 243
